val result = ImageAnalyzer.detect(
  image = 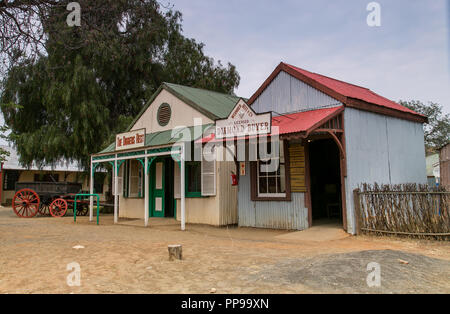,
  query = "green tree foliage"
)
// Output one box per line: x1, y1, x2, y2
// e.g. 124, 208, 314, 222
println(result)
0, 124, 10, 163
400, 100, 450, 151
0, 0, 240, 169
